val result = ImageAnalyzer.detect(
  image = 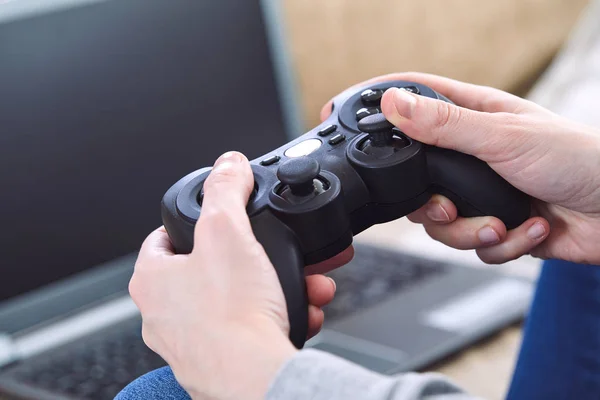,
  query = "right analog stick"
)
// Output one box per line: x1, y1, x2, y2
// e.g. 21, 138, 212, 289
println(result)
357, 113, 395, 147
